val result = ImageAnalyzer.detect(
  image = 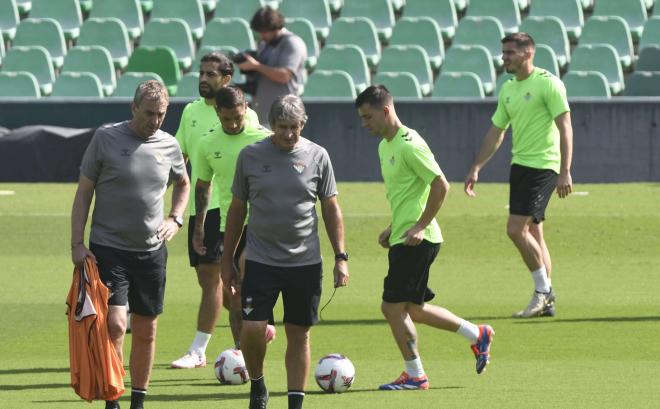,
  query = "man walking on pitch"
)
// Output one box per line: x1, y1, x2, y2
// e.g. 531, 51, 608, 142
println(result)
171, 52, 274, 370
464, 32, 573, 318
71, 80, 190, 409
355, 85, 494, 390
222, 95, 349, 409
